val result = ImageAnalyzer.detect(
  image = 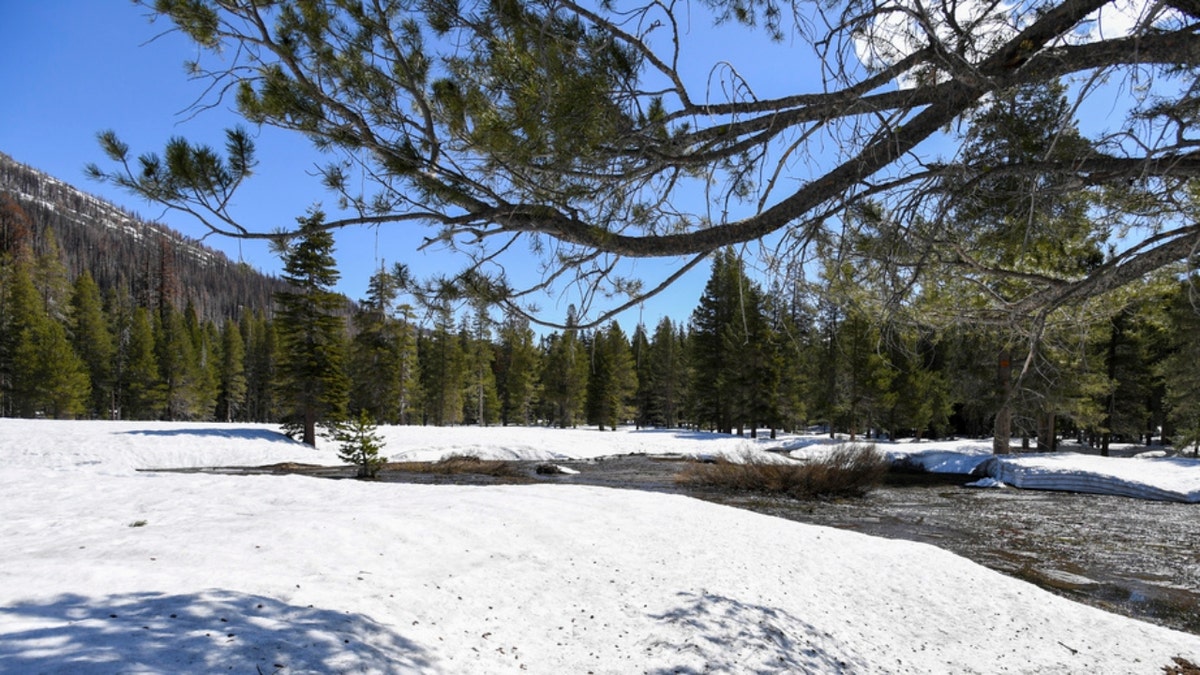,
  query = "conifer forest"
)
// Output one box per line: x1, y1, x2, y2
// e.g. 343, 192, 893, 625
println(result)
4, 153, 1200, 456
